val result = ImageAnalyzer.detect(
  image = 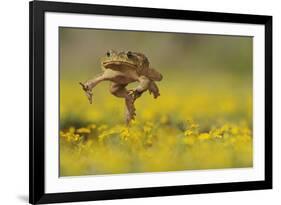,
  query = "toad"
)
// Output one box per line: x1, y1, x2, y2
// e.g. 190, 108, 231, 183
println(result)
79, 50, 163, 124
